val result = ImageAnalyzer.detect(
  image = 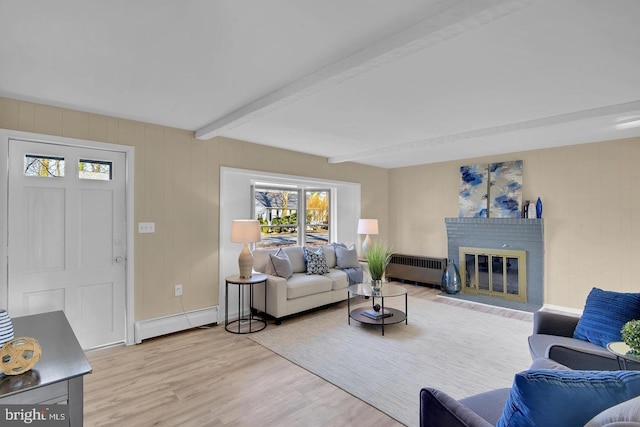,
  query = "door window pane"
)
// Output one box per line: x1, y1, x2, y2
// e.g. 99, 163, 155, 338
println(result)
79, 159, 112, 180
24, 154, 65, 177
